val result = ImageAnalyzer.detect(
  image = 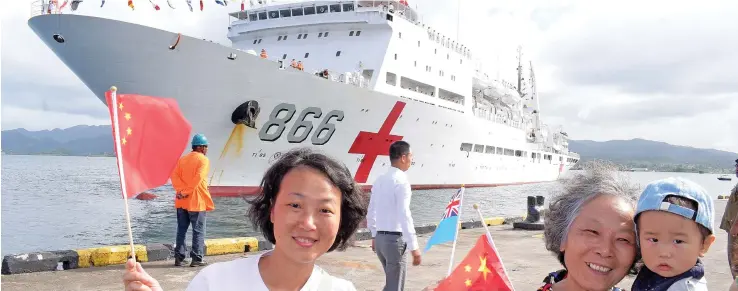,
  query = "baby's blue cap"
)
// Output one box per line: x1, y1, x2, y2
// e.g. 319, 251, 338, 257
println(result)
635, 177, 714, 234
